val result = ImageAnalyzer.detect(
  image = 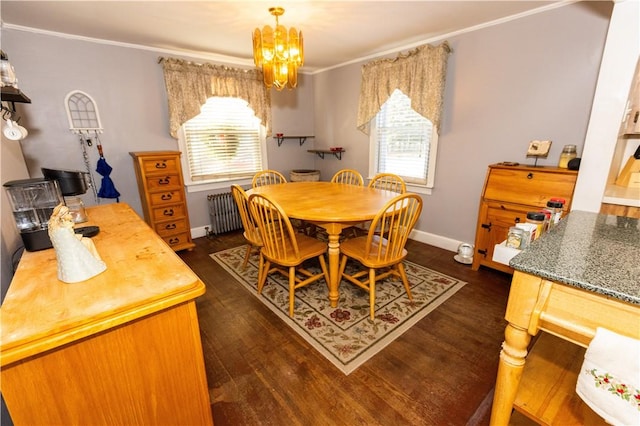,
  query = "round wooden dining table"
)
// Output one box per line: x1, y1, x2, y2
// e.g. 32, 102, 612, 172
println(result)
246, 181, 400, 307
